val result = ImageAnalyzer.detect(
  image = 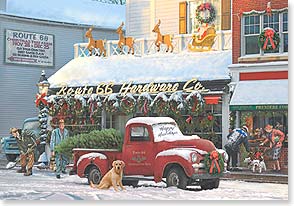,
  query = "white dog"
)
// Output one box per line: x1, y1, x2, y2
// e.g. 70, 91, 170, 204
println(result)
244, 157, 267, 173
